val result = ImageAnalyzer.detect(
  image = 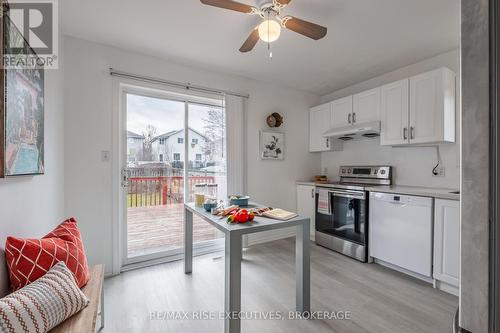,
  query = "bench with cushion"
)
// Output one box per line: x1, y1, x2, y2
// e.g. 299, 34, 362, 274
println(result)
1, 218, 103, 333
